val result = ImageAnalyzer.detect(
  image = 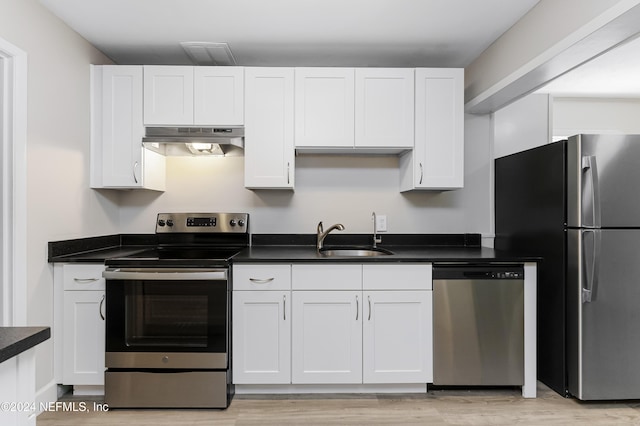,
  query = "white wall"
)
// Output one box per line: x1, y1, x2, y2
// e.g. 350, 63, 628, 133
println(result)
119, 114, 493, 242
0, 0, 115, 400
553, 97, 640, 138
493, 94, 551, 158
